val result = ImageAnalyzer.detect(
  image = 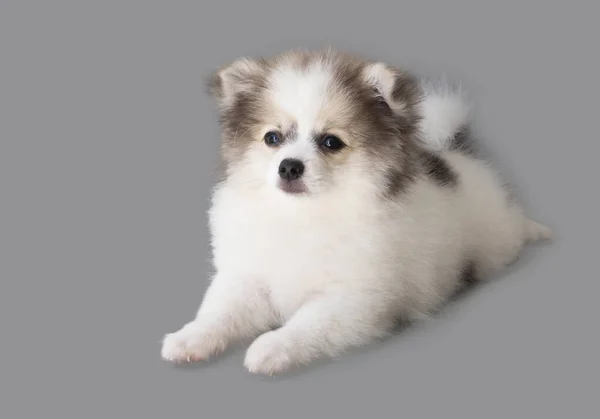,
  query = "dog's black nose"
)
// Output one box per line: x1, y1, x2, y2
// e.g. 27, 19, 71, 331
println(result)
278, 158, 305, 180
